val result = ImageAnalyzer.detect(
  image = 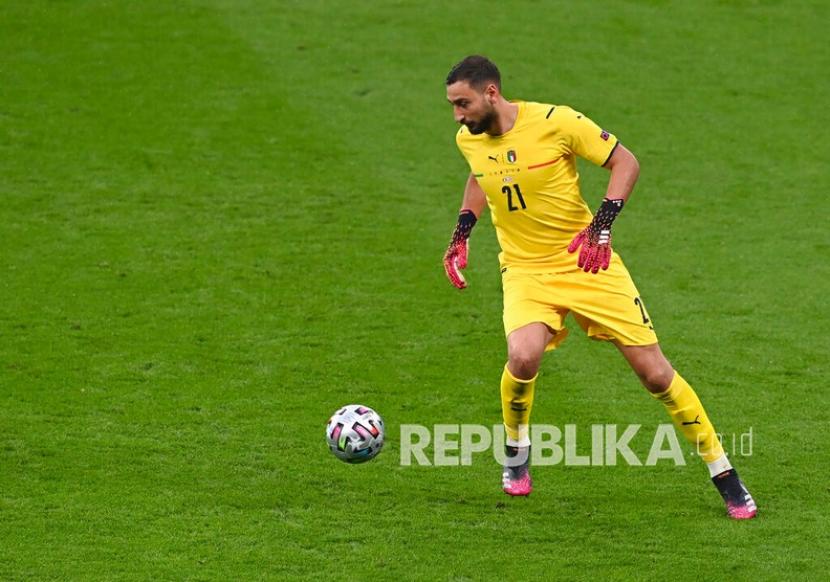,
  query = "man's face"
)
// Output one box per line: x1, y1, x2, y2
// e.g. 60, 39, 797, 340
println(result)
446, 81, 497, 135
